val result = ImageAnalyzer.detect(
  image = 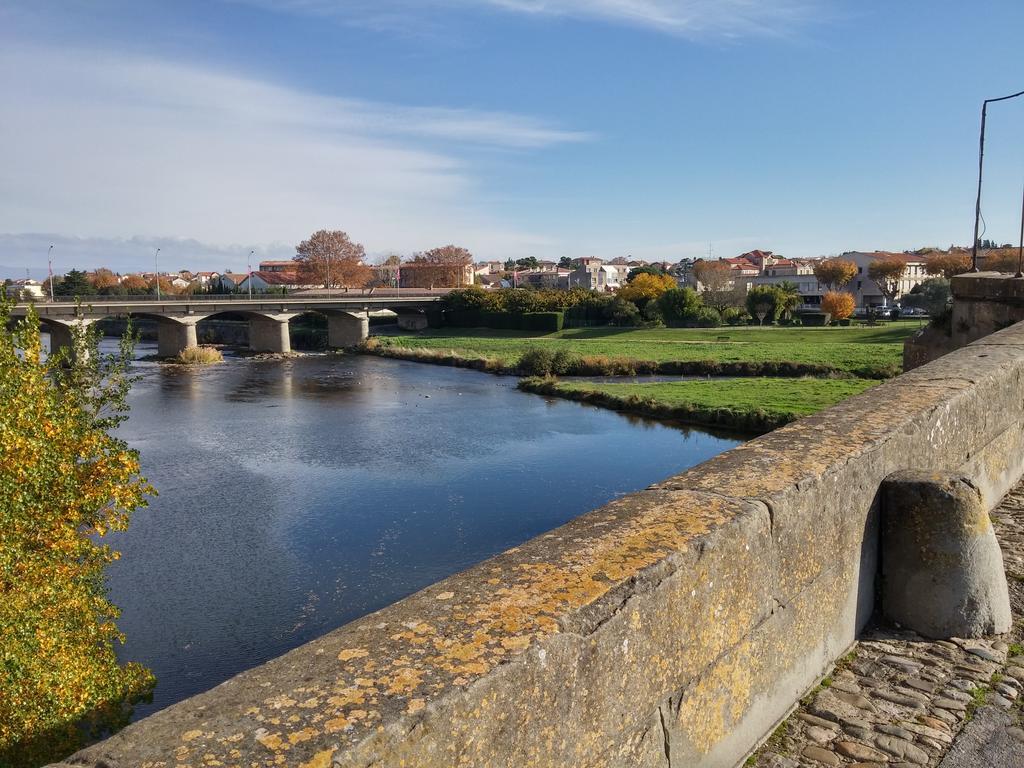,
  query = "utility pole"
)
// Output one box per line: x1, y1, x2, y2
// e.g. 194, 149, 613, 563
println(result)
970, 89, 1024, 271
47, 244, 54, 301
